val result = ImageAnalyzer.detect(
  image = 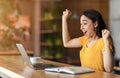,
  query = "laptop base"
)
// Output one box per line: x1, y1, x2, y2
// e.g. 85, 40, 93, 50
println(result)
33, 63, 57, 70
